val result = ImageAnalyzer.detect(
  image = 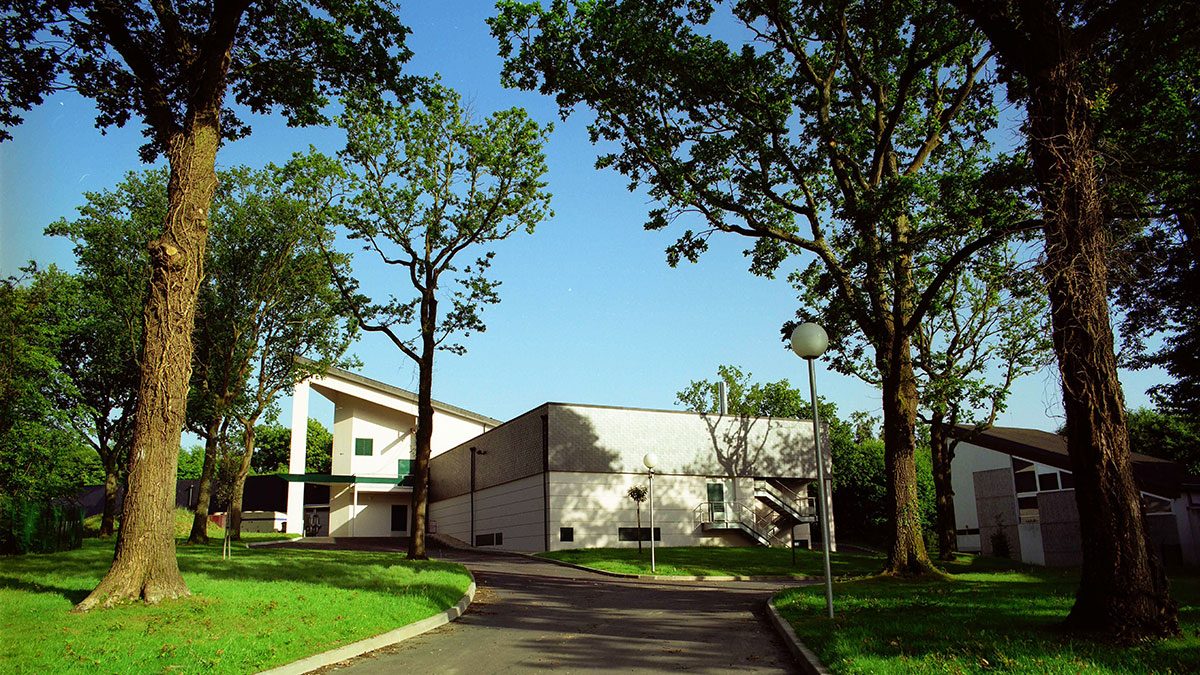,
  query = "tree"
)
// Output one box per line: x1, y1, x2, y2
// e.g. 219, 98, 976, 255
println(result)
289, 83, 553, 559
493, 0, 1033, 575
46, 170, 162, 537
949, 0, 1181, 639
185, 165, 355, 543
253, 419, 334, 475
0, 265, 103, 502
1125, 408, 1200, 476
2, 0, 411, 610
627, 485, 648, 554
912, 243, 1051, 559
